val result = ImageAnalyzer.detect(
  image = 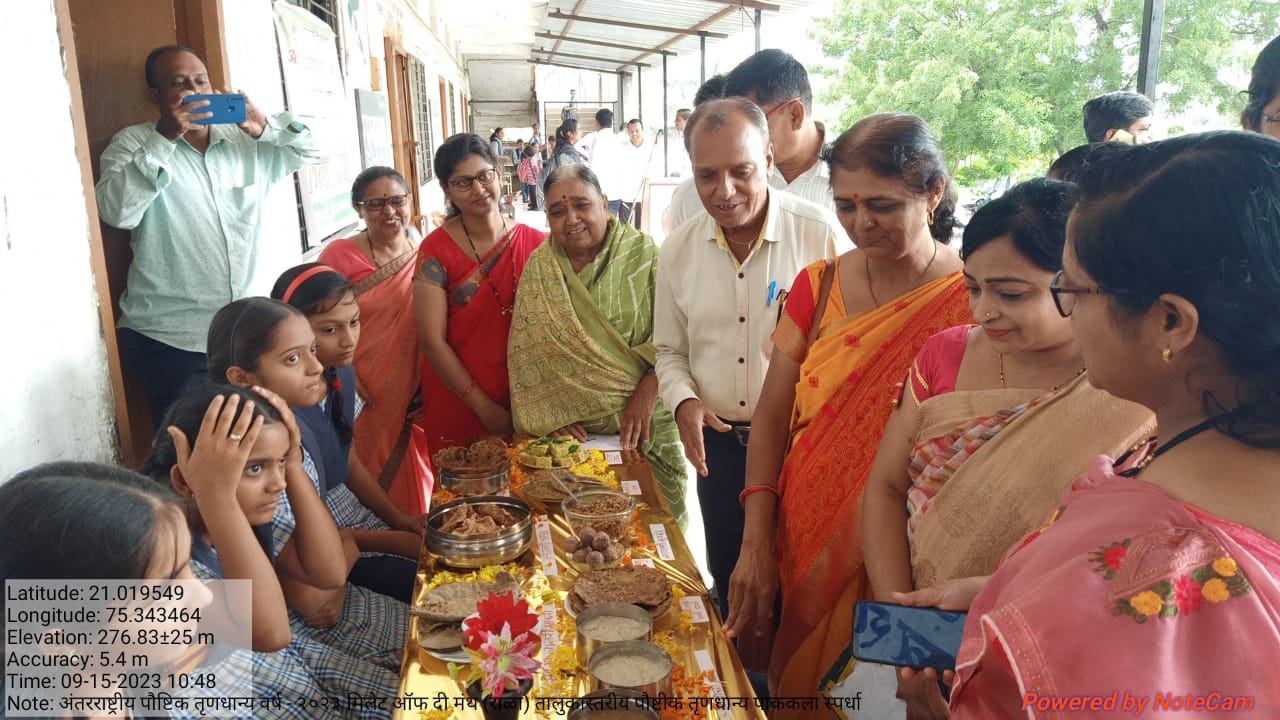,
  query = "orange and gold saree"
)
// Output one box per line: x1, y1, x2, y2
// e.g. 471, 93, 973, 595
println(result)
770, 259, 970, 715
319, 237, 434, 514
